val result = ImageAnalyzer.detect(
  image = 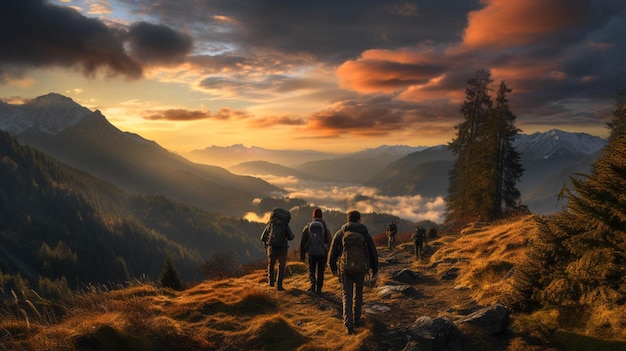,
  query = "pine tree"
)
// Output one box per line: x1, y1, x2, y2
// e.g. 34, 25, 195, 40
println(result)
159, 257, 183, 291
447, 69, 493, 224
493, 81, 524, 214
607, 88, 626, 143
509, 93, 626, 311
446, 70, 523, 225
